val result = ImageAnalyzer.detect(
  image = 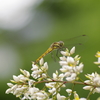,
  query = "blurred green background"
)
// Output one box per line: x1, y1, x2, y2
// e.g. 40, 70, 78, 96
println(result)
1, 0, 100, 100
